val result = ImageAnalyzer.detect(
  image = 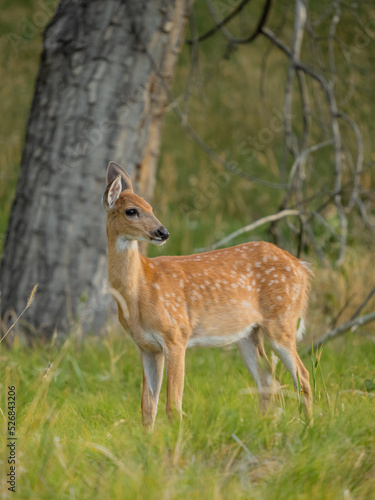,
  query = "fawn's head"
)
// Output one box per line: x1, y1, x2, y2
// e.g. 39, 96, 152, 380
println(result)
103, 162, 169, 246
